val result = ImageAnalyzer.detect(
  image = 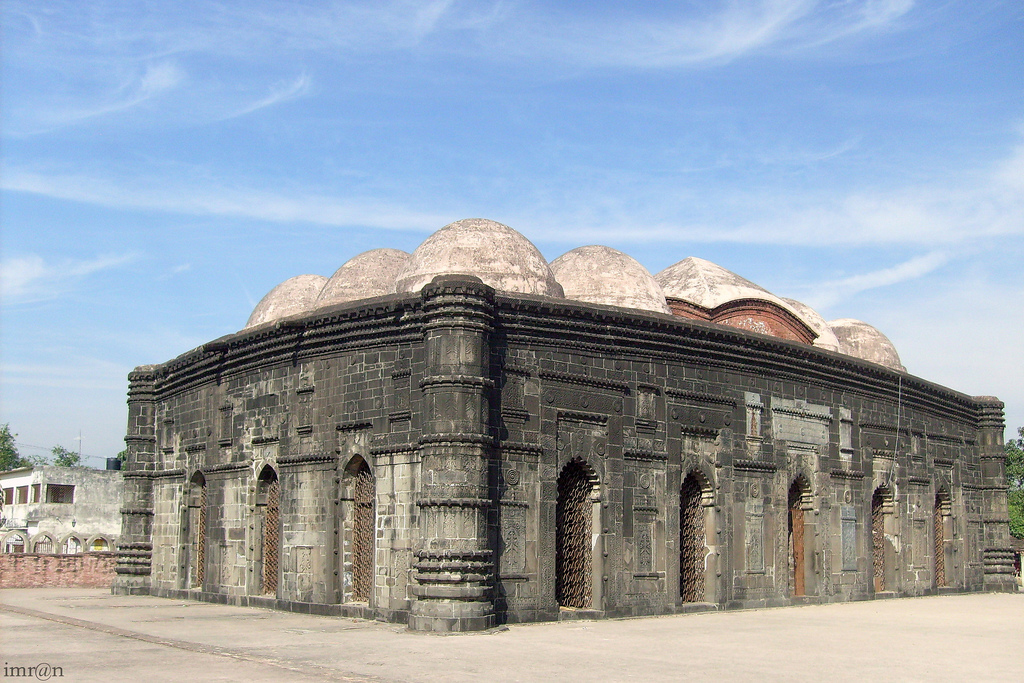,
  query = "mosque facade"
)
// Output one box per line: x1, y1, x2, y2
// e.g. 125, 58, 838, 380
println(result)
113, 219, 1016, 631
